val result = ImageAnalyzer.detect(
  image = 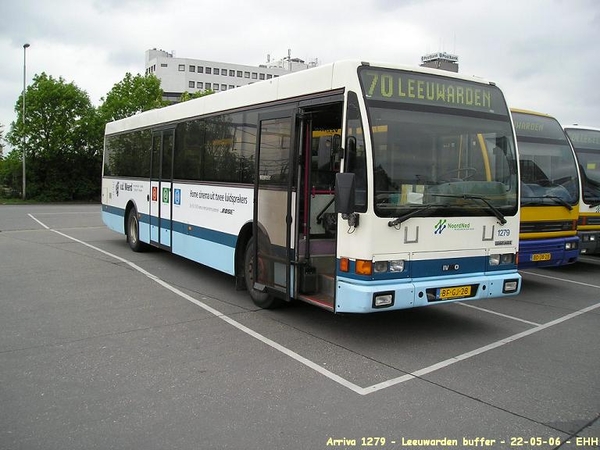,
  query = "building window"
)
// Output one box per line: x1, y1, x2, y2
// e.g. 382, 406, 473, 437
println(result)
198, 66, 204, 73
229, 70, 235, 76
206, 82, 211, 90
252, 72, 258, 79
229, 85, 235, 89
189, 81, 195, 88
221, 84, 227, 91
237, 71, 243, 77
214, 84, 219, 91
178, 64, 185, 71
259, 73, 265, 80
214, 68, 220, 75
189, 65, 195, 72
161, 63, 168, 67
198, 82, 204, 89
267, 74, 273, 79
206, 67, 212, 74
244, 71, 250, 78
